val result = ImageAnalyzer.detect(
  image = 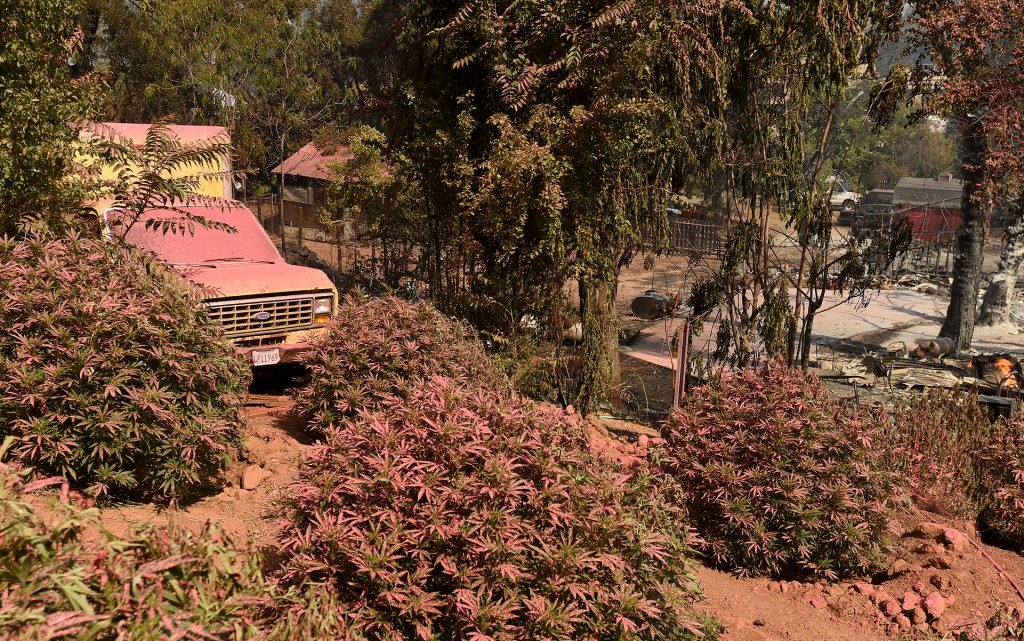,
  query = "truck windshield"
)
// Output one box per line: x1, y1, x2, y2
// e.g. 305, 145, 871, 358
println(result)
112, 205, 282, 265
